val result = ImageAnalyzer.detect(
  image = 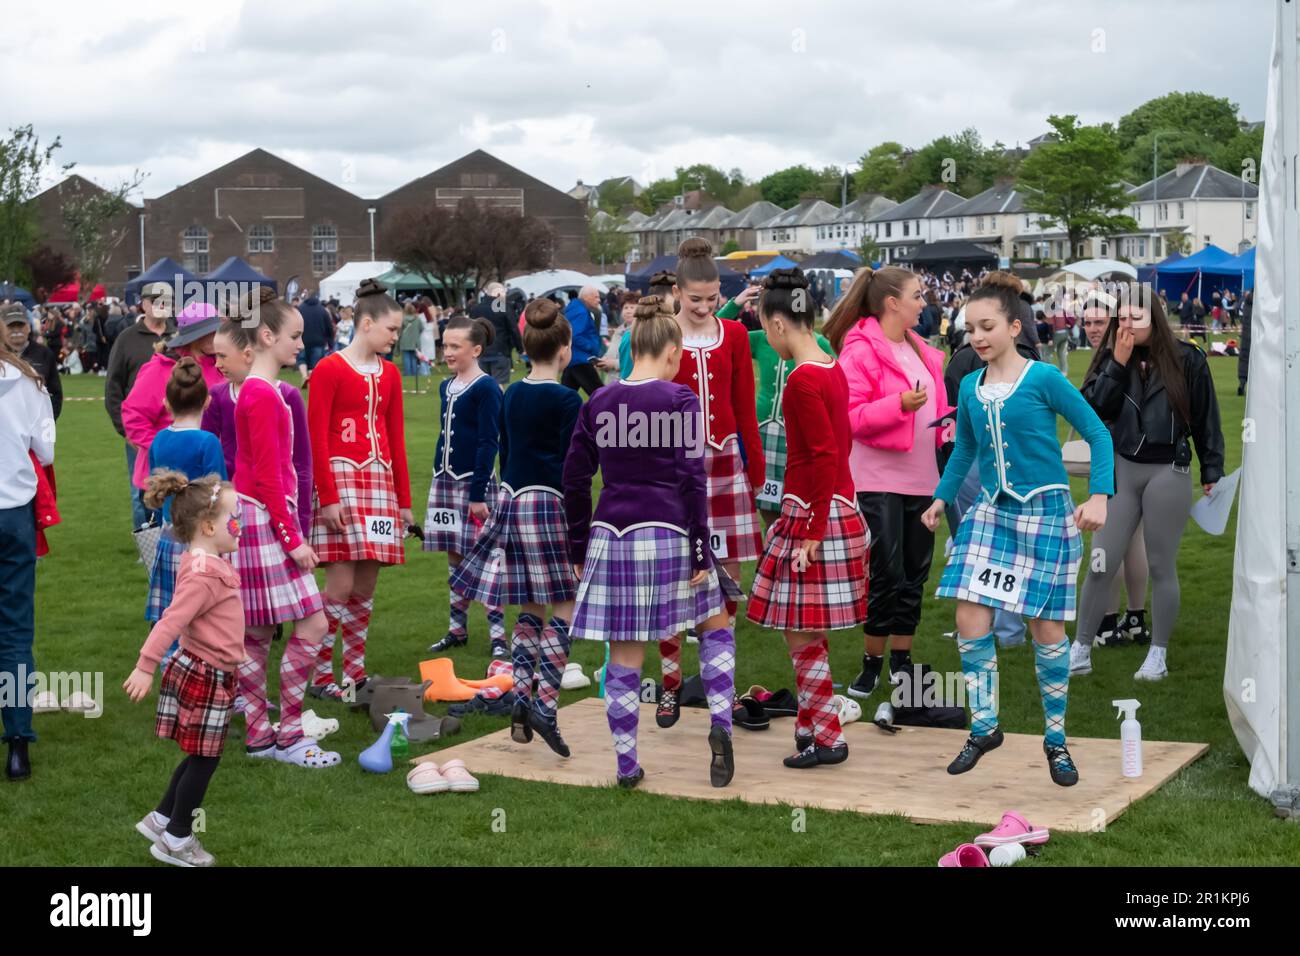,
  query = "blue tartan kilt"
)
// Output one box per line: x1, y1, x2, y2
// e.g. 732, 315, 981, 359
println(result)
936, 489, 1082, 621
145, 528, 183, 623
